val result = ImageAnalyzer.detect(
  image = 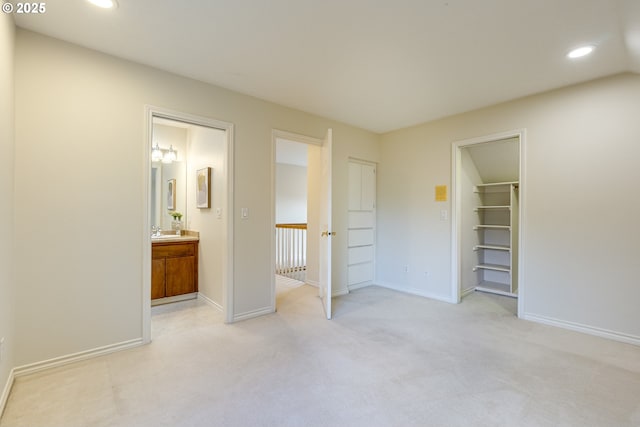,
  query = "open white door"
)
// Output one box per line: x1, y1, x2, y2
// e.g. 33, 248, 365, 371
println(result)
319, 129, 333, 319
